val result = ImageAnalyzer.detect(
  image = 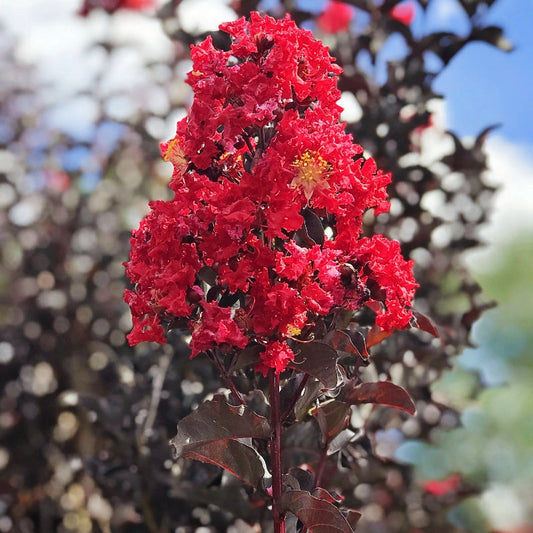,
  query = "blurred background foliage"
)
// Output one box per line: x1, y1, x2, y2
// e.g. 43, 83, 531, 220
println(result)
0, 0, 531, 532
